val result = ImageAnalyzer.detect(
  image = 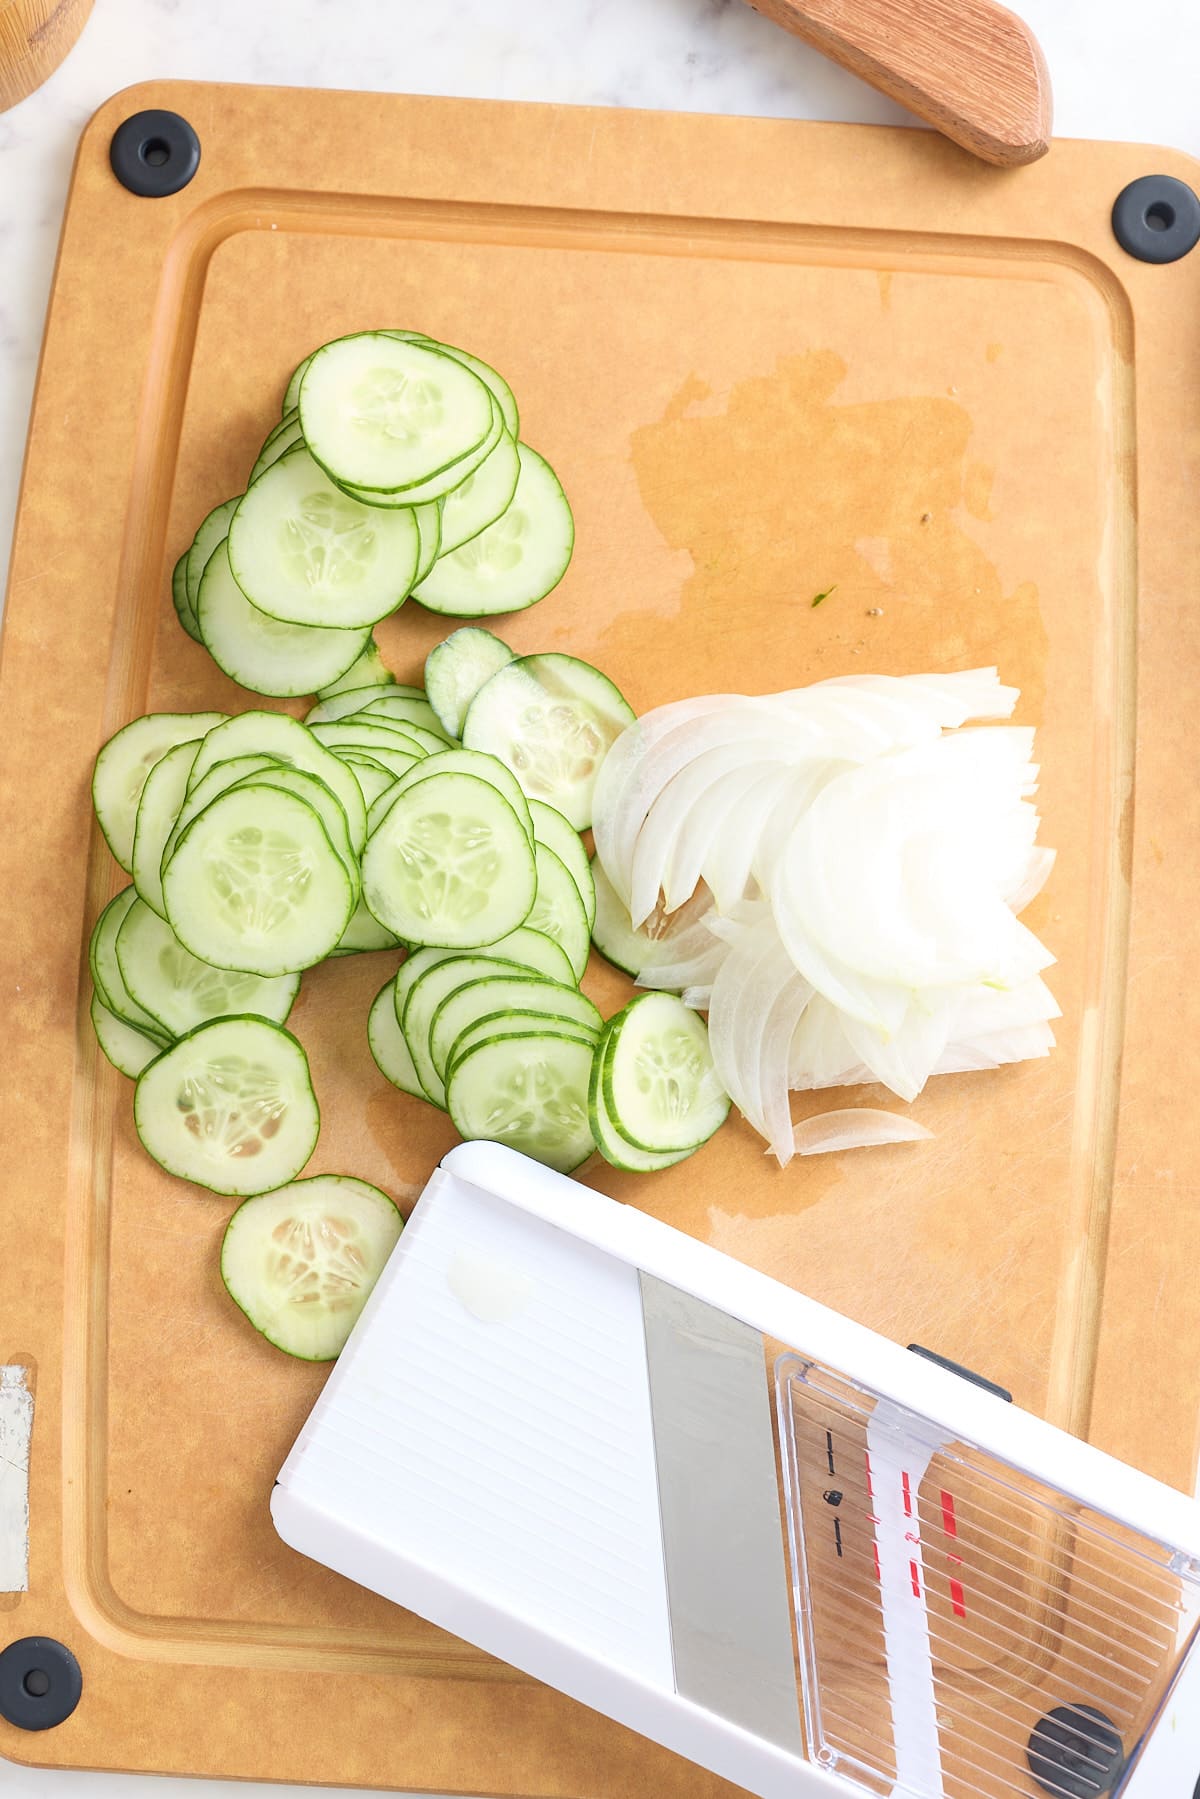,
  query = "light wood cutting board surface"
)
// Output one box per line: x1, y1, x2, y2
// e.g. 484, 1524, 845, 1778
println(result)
2, 79, 1200, 1794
